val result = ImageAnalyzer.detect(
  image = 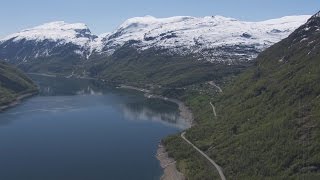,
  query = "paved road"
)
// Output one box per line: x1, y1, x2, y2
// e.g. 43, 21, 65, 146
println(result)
180, 86, 226, 180
27, 72, 98, 80
27, 72, 57, 77
208, 81, 223, 93
210, 102, 217, 117
181, 132, 226, 180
